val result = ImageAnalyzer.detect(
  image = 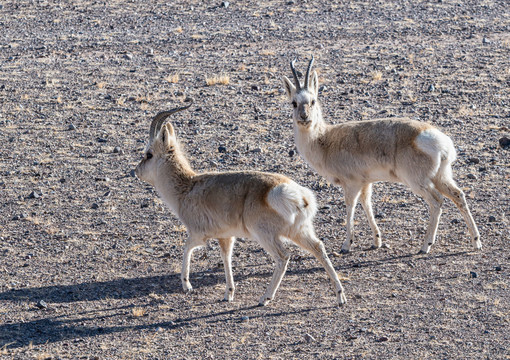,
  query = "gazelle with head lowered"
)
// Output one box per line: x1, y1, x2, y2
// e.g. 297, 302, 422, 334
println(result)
282, 57, 481, 254
135, 103, 347, 306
